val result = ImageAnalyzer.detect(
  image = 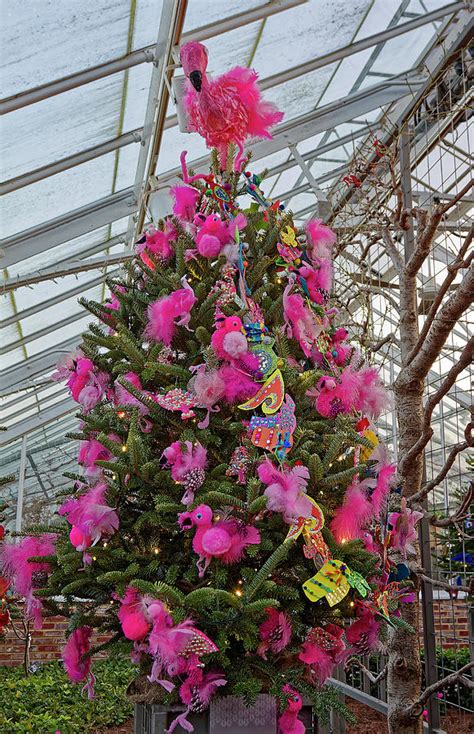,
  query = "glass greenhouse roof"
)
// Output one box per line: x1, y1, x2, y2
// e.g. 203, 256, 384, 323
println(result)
1, 0, 472, 521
